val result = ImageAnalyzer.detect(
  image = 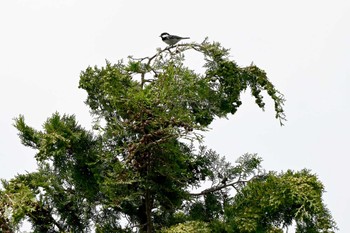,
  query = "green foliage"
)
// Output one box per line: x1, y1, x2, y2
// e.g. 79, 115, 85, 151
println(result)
15, 113, 101, 199
0, 39, 336, 233
9, 113, 104, 232
0, 178, 36, 231
225, 170, 337, 232
160, 221, 210, 233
